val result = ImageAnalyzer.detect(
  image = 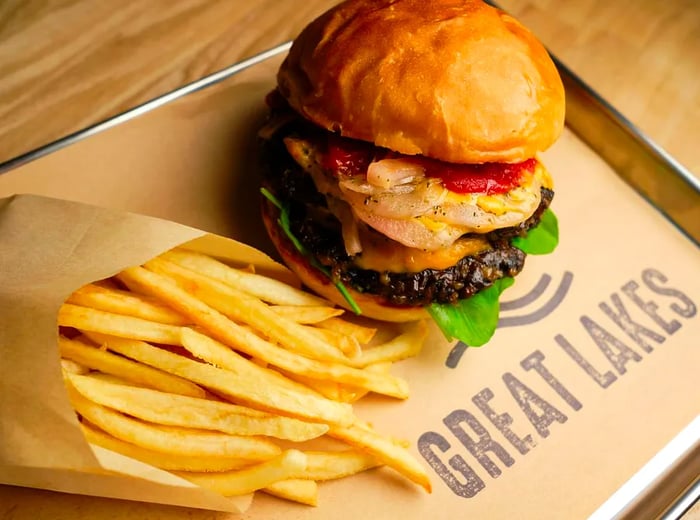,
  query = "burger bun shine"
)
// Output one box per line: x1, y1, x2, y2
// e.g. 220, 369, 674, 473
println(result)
278, 0, 565, 164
